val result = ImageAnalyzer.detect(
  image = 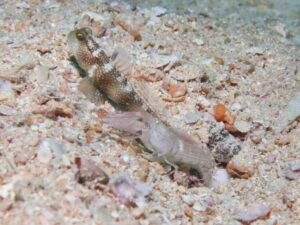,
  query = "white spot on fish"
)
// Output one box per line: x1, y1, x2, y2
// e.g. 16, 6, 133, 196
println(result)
92, 48, 102, 57
123, 83, 133, 93
116, 75, 124, 82
87, 38, 95, 51
103, 62, 114, 73
88, 65, 98, 78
